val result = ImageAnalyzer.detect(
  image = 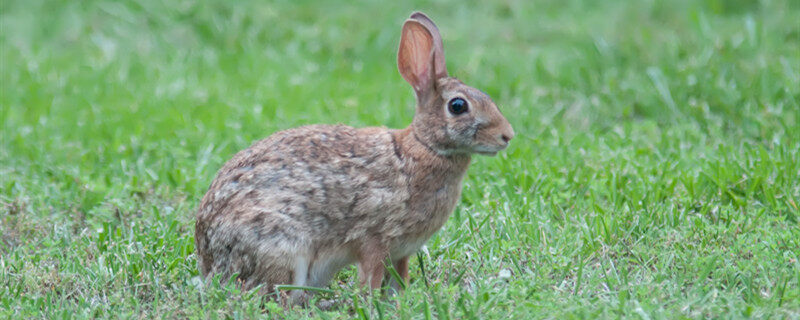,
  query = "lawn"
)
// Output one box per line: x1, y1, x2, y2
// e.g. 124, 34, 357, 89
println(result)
1, 0, 799, 318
